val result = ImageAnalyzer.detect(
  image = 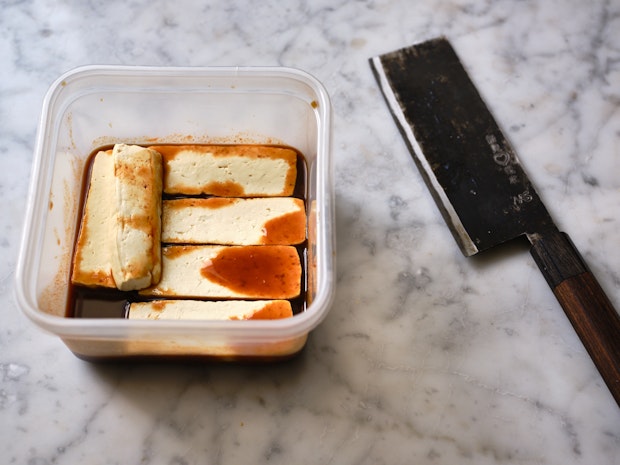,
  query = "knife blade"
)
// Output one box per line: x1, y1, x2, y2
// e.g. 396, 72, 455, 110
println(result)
370, 37, 620, 406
